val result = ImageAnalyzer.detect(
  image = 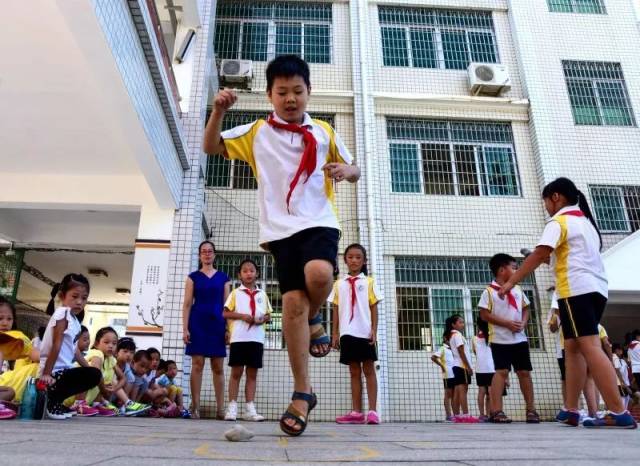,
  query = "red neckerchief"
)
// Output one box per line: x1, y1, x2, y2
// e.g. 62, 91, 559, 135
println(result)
559, 210, 584, 217
241, 288, 259, 329
489, 283, 518, 311
266, 113, 317, 214
346, 276, 360, 323
630, 341, 639, 350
